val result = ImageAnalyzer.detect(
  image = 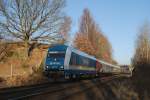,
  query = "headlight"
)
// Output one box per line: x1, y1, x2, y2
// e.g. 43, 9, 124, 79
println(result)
46, 66, 49, 69
60, 66, 63, 69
